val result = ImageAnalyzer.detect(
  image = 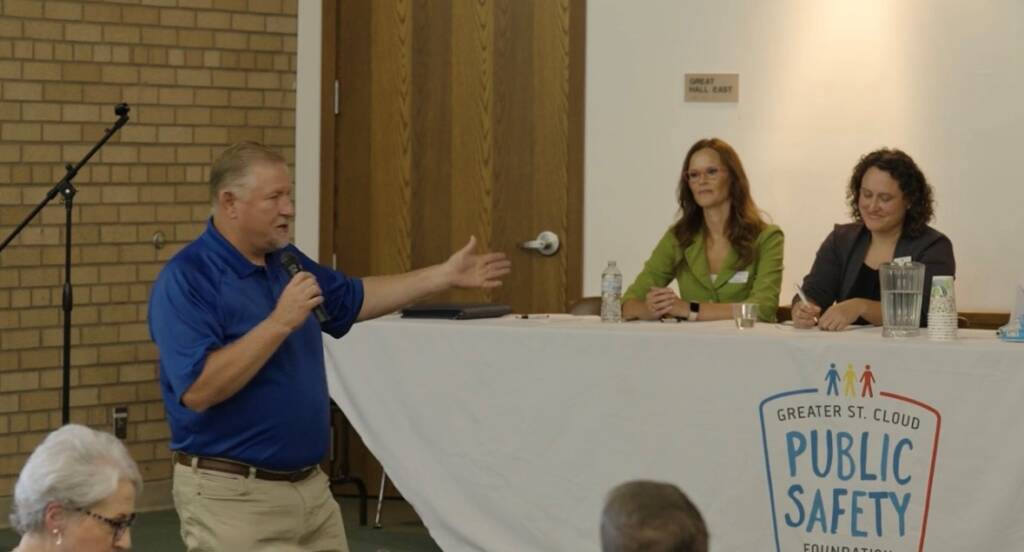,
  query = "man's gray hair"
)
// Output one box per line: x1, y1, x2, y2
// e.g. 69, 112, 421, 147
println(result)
9, 424, 143, 535
601, 480, 708, 552
209, 141, 287, 205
